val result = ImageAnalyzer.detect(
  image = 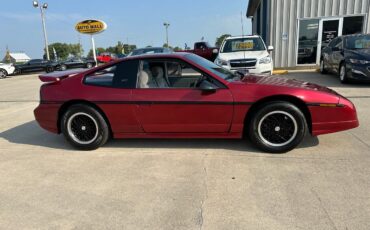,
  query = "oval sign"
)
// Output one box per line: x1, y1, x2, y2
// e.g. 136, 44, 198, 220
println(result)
75, 19, 107, 35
